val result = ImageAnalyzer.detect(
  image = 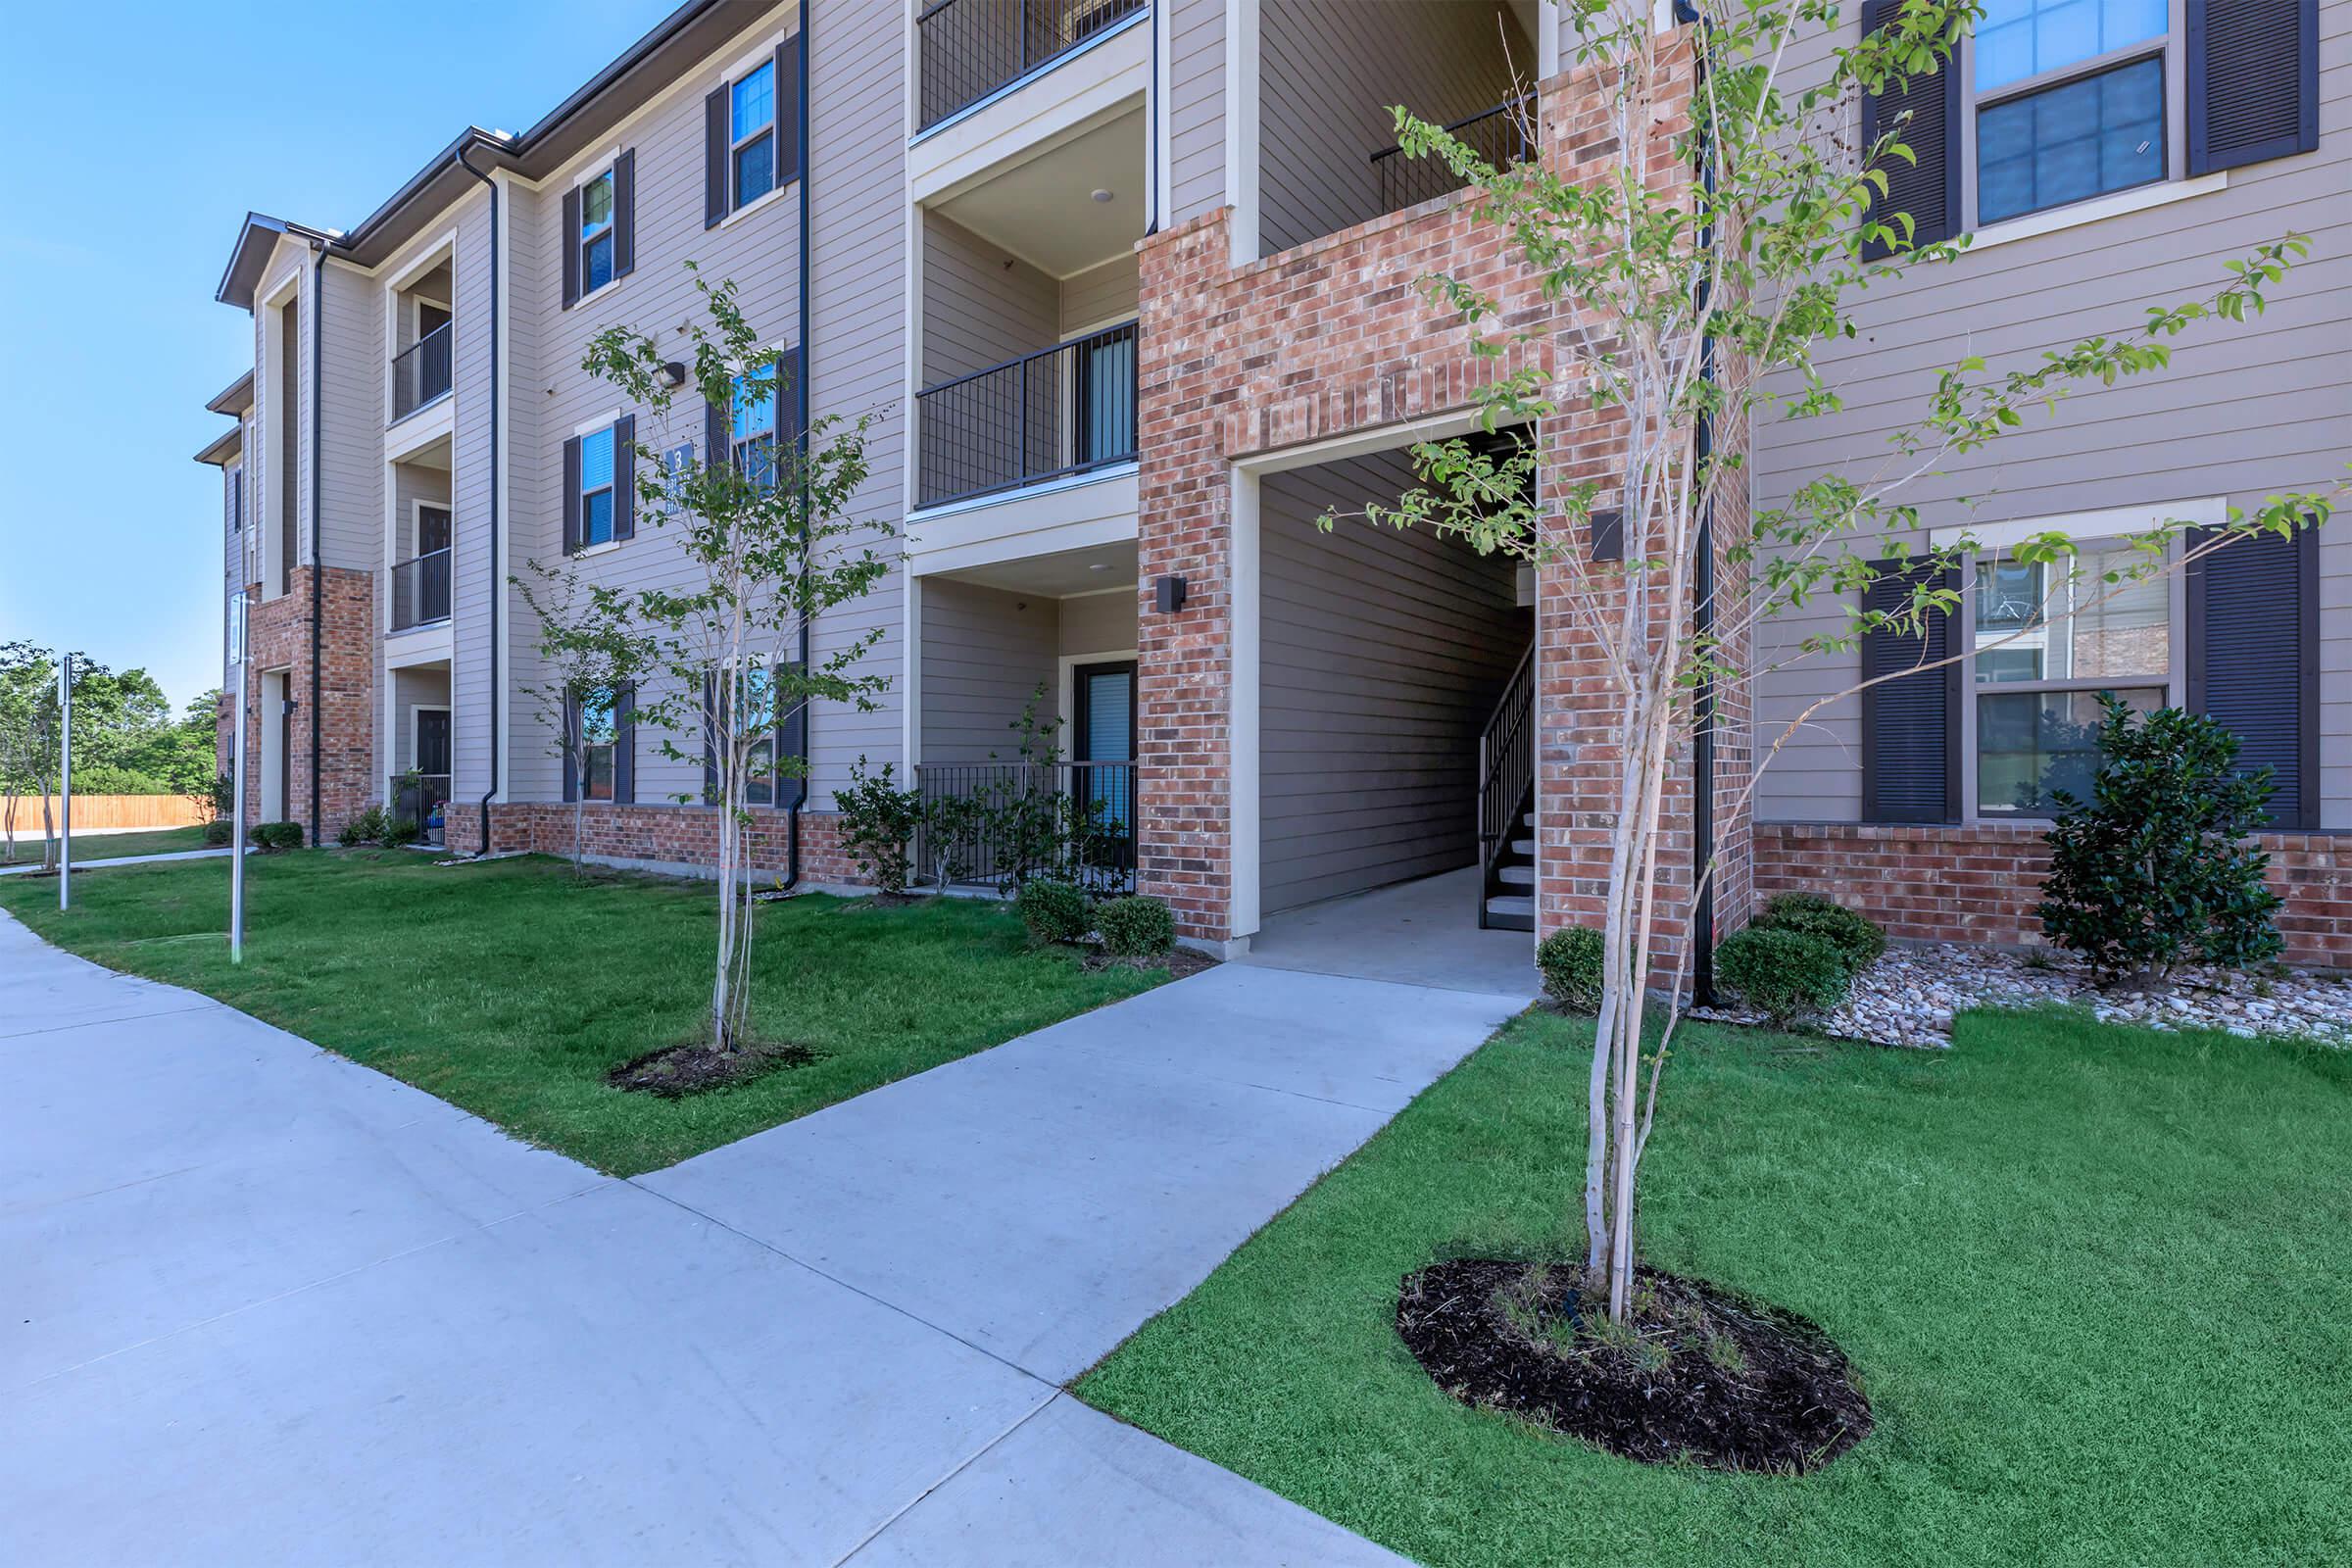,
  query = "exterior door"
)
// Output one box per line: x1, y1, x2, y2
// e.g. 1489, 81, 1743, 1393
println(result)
1071, 660, 1135, 837
415, 710, 452, 777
